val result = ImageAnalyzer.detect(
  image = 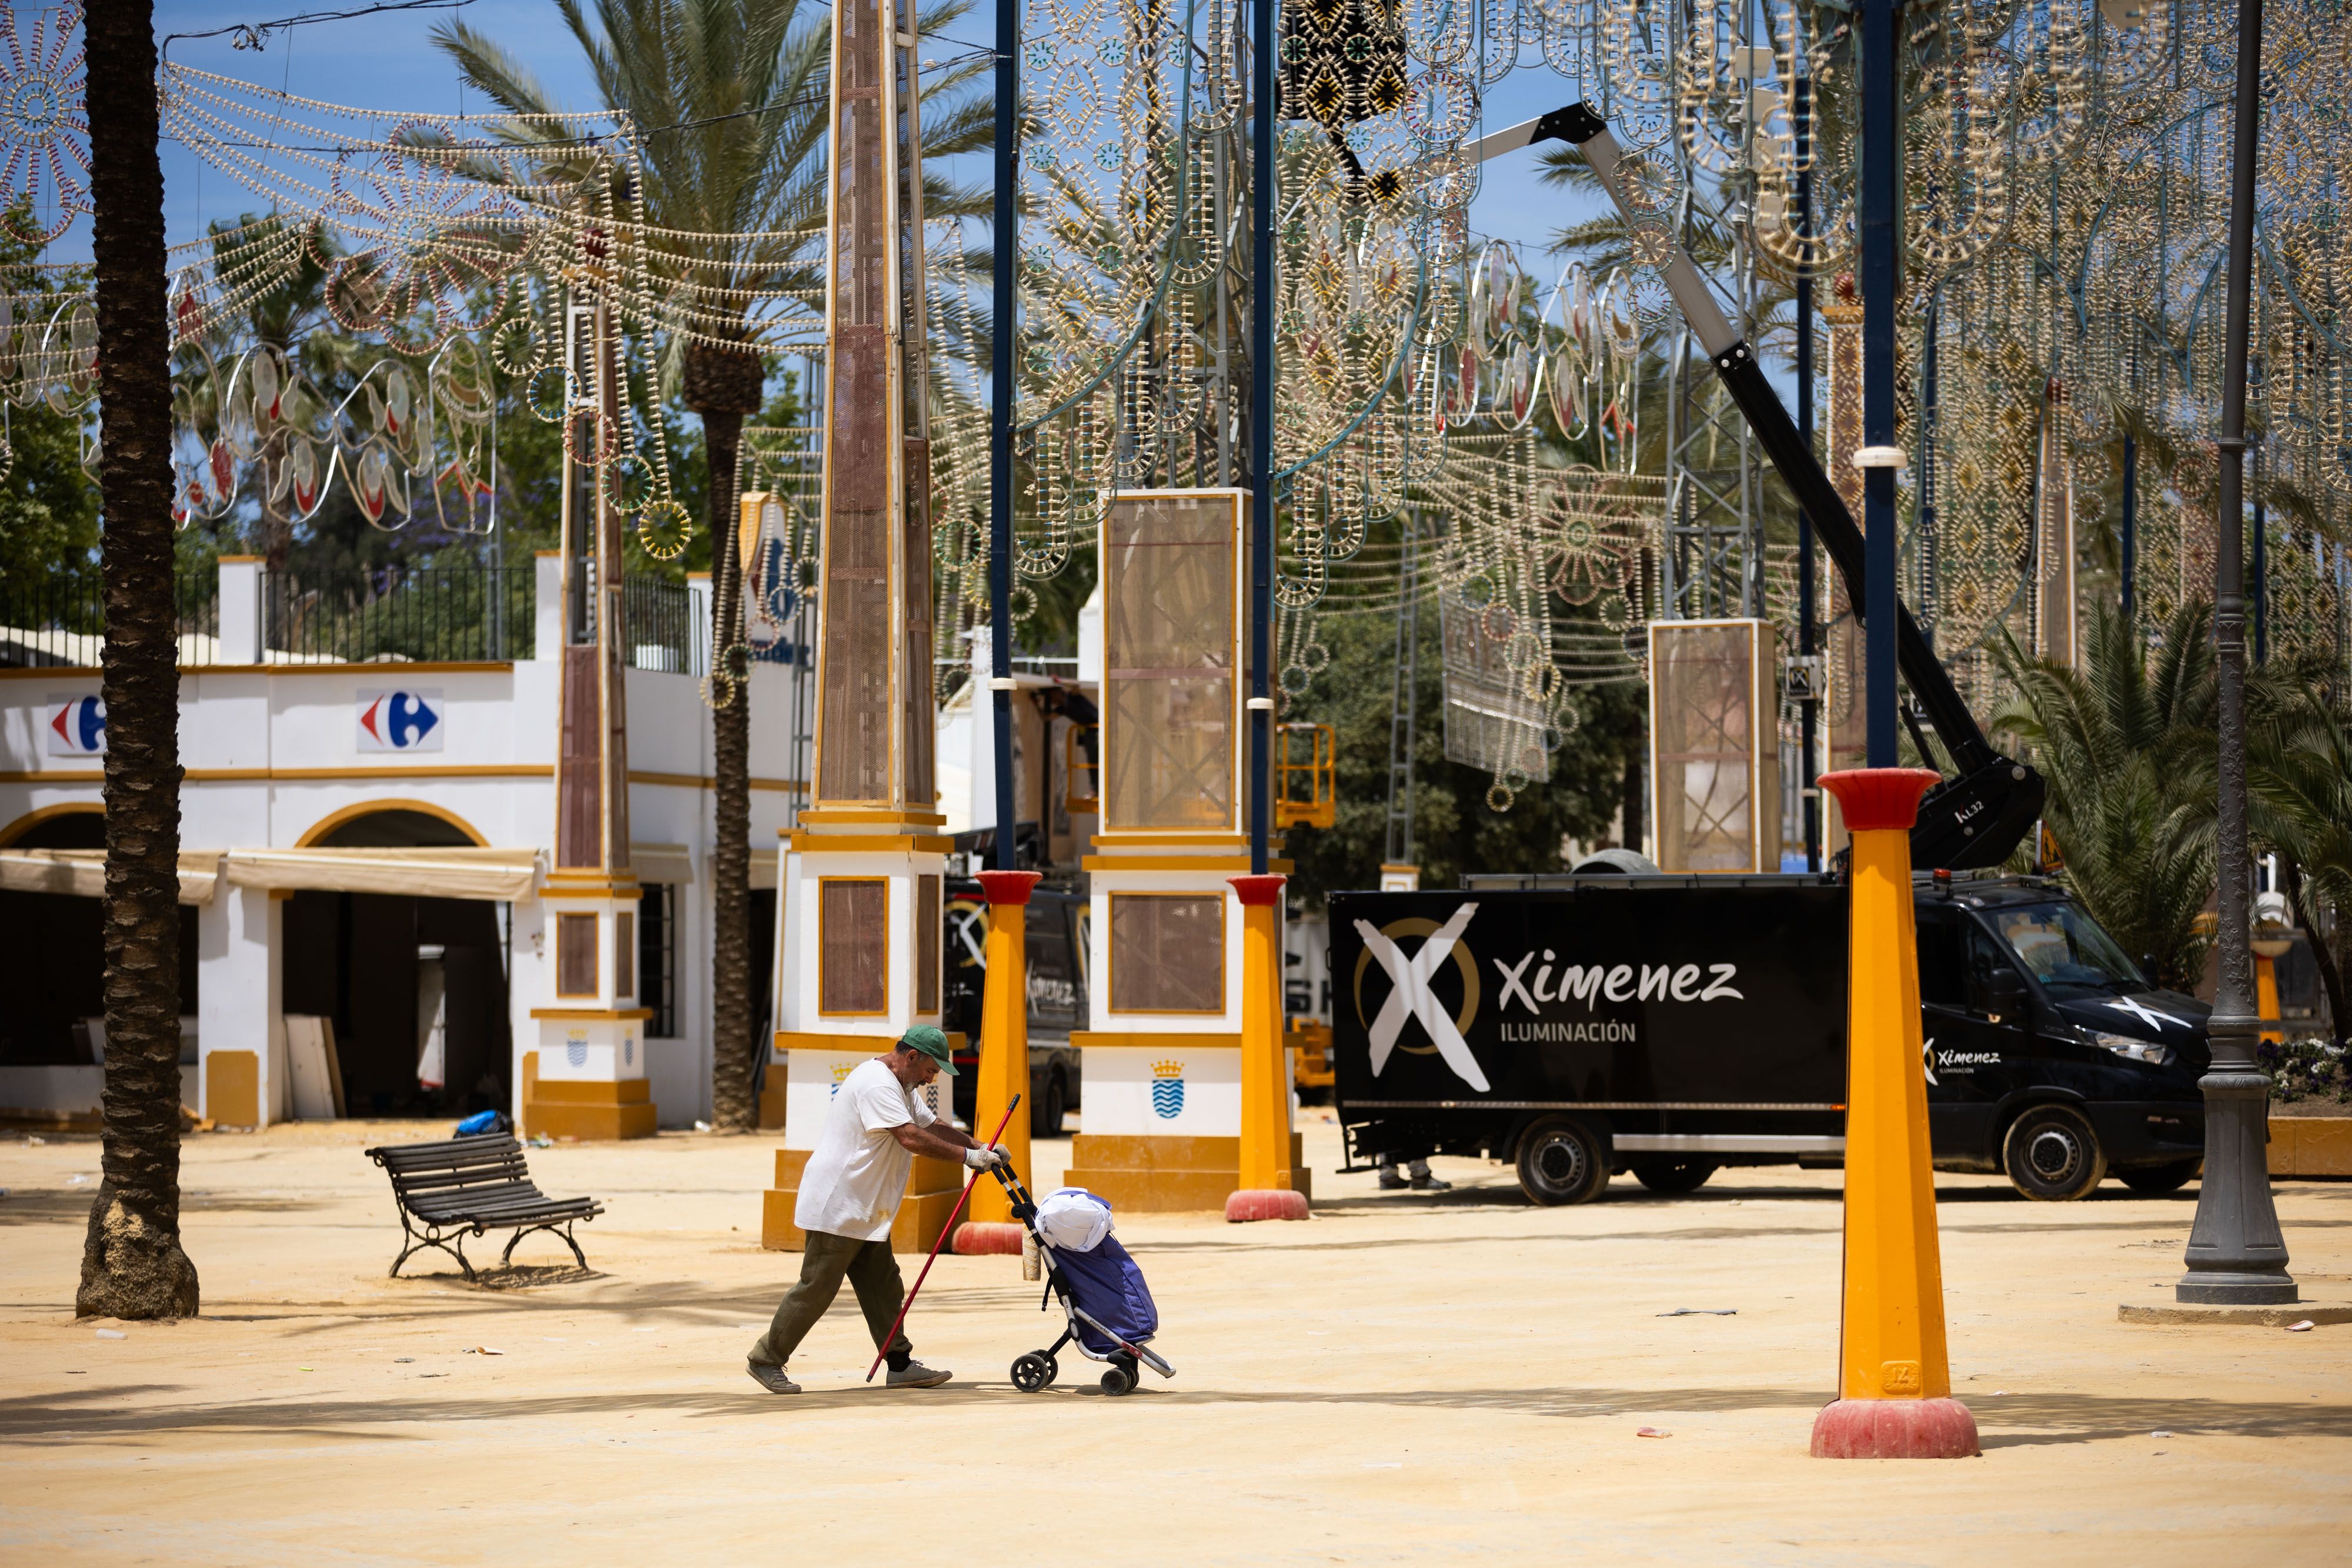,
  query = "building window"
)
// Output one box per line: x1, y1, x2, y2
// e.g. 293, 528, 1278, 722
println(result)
639, 886, 676, 1038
